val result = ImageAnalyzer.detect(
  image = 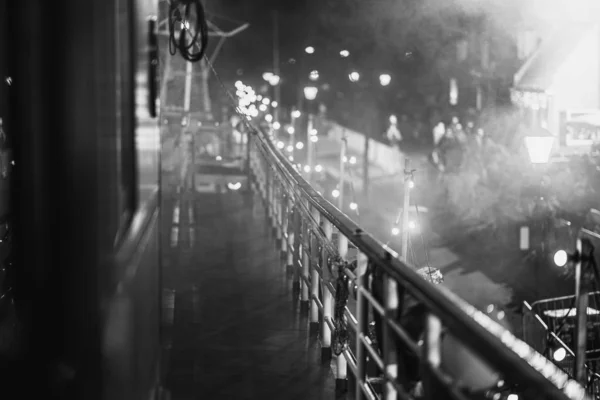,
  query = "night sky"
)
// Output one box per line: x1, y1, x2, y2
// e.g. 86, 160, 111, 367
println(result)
207, 0, 315, 81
